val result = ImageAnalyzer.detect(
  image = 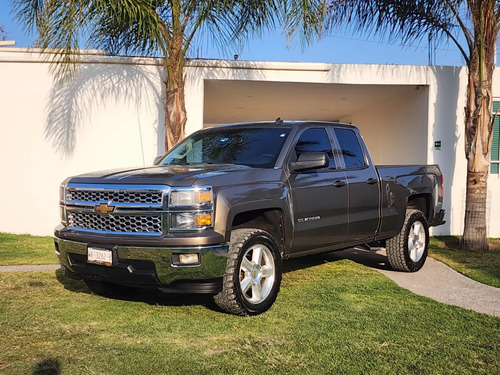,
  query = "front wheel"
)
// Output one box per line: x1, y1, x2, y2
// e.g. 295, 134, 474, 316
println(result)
386, 209, 429, 272
214, 229, 282, 316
